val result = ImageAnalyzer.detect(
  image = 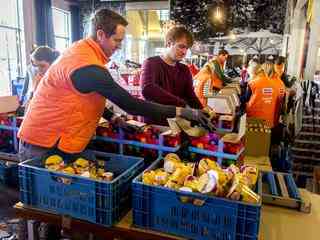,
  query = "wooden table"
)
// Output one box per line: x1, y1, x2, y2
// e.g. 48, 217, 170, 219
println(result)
14, 192, 320, 240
